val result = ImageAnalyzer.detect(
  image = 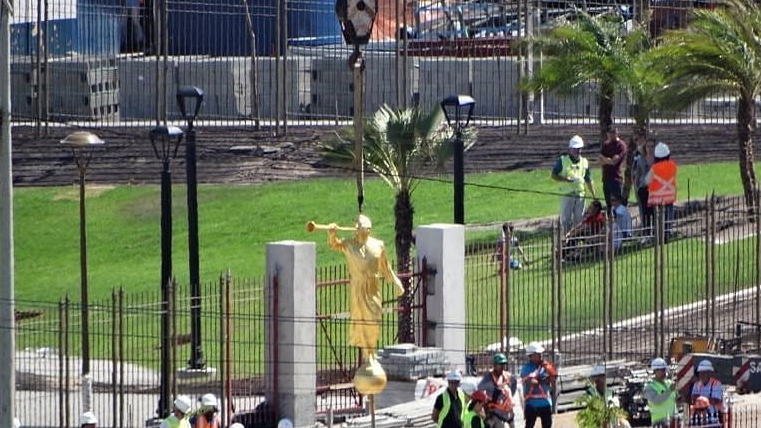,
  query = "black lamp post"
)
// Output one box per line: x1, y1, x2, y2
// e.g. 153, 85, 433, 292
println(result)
148, 124, 184, 418
176, 85, 205, 370
60, 131, 104, 379
440, 95, 475, 225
